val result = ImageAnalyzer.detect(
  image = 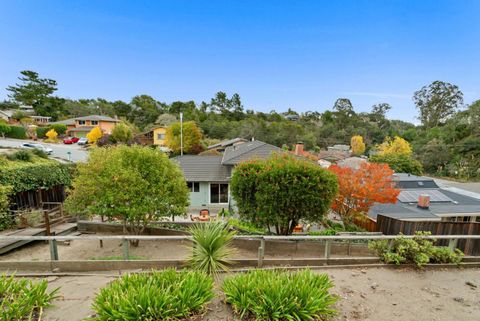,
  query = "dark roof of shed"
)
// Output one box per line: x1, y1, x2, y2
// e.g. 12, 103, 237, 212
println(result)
392, 173, 439, 189
221, 140, 283, 165
368, 187, 480, 220
173, 156, 230, 182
